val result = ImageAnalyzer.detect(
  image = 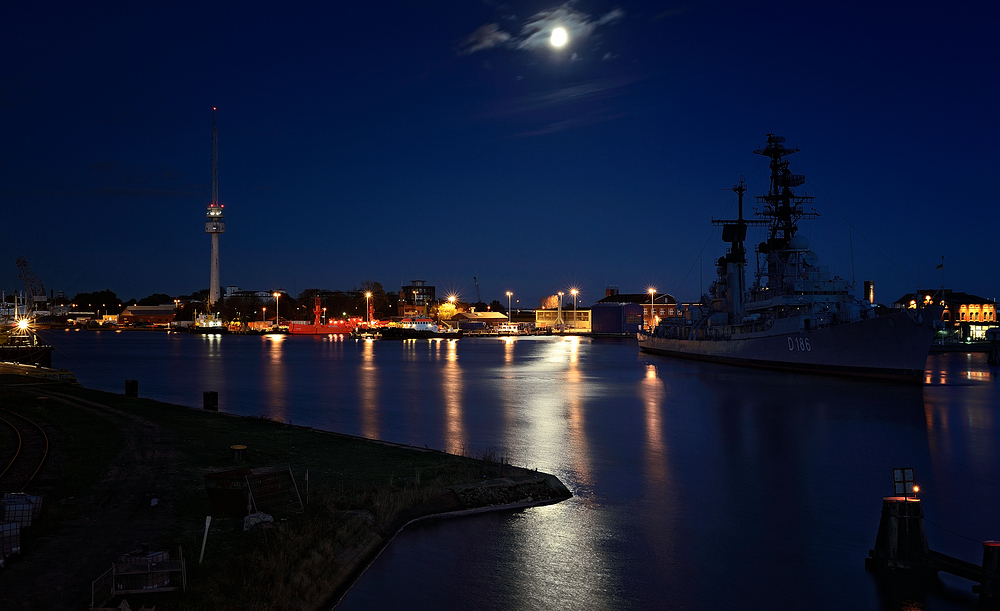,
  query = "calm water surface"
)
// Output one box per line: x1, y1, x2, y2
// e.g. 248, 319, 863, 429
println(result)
41, 330, 1000, 610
